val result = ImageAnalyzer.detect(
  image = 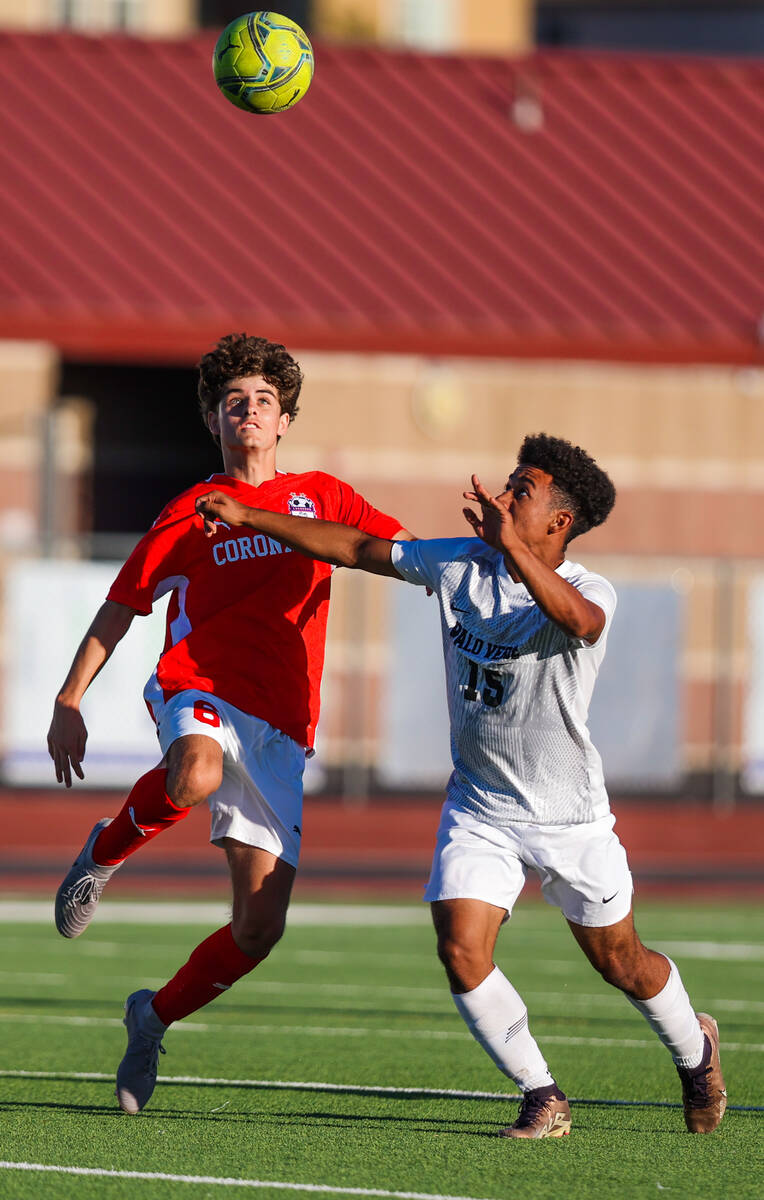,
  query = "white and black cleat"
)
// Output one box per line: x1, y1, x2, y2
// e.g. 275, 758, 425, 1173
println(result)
54, 818, 121, 938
